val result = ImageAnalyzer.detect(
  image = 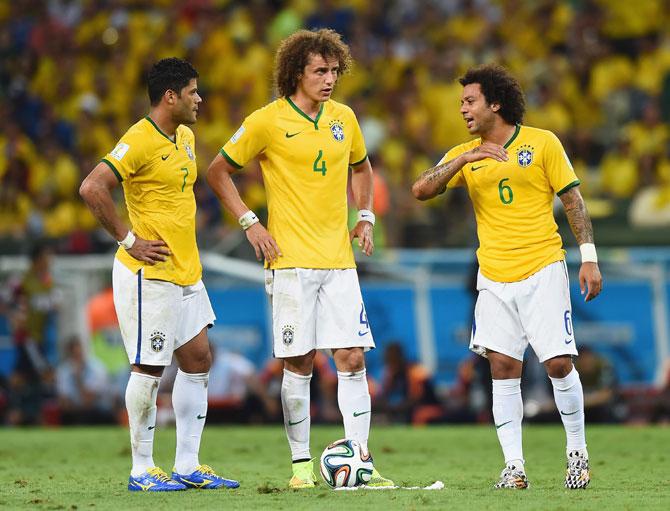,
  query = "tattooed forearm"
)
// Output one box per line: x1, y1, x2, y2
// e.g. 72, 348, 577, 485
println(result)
560, 187, 594, 245
412, 156, 465, 200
